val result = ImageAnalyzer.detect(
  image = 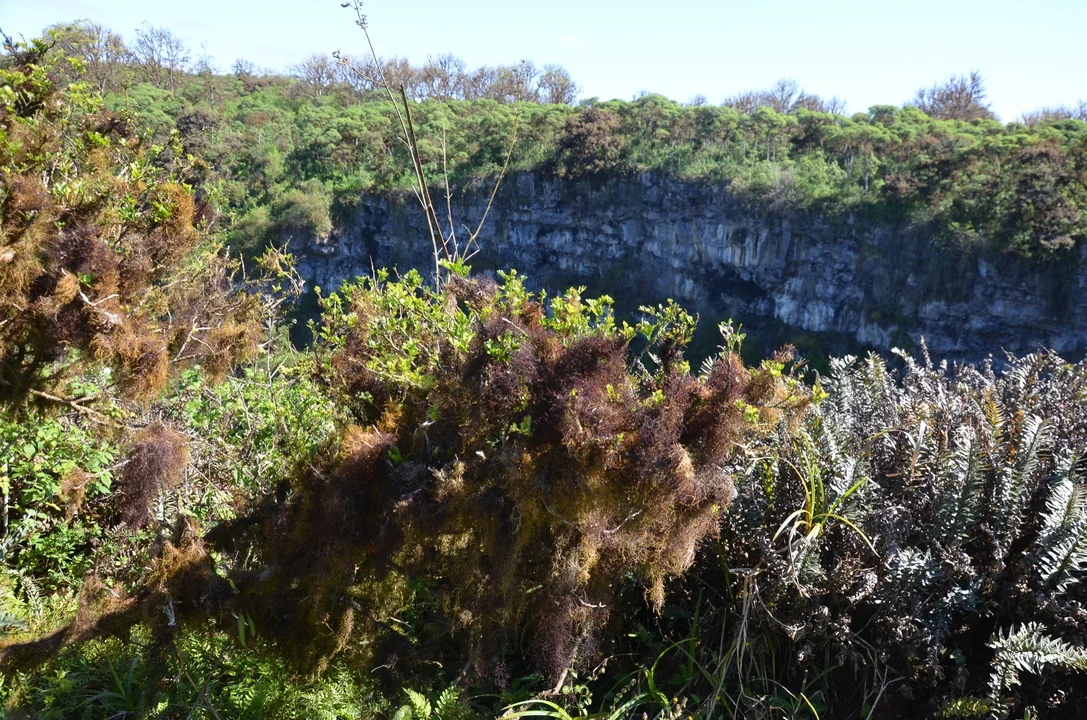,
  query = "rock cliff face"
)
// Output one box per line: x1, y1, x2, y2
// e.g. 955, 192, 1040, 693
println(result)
296, 172, 1087, 362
